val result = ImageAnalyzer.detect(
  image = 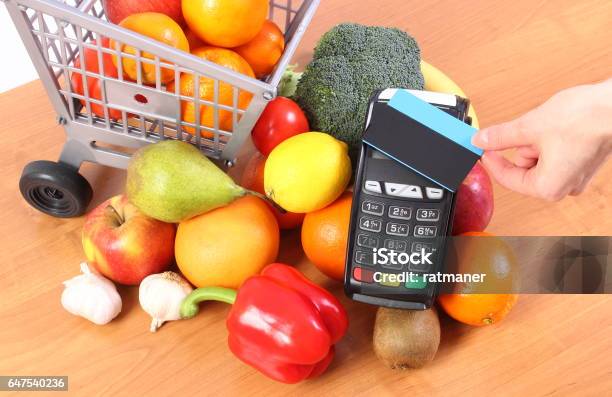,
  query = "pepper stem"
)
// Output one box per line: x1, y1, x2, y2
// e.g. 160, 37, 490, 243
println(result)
180, 287, 238, 319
